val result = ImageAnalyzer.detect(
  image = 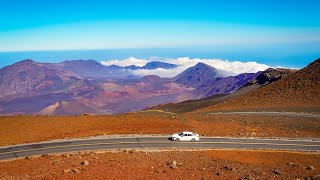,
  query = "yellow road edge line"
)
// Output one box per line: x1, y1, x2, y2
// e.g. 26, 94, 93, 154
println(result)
0, 141, 319, 155
141, 110, 176, 114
